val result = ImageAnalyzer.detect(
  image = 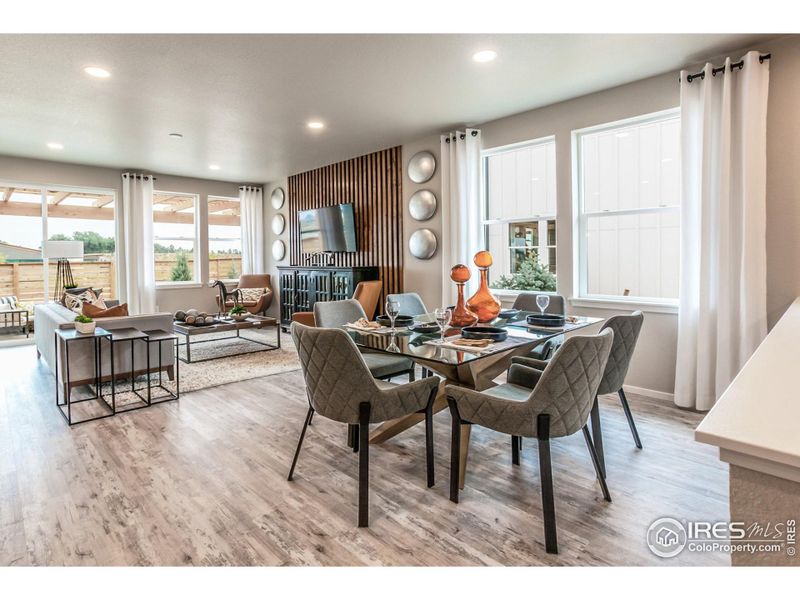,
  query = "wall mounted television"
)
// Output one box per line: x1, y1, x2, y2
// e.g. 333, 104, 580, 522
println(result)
299, 203, 357, 253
